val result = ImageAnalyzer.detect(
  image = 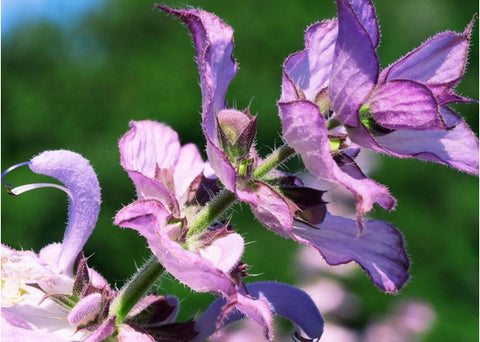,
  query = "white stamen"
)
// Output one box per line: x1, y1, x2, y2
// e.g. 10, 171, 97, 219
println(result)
2, 161, 73, 199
